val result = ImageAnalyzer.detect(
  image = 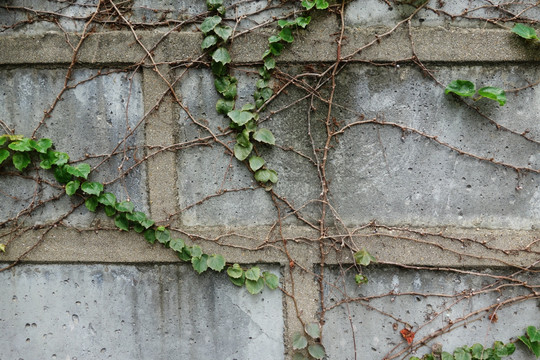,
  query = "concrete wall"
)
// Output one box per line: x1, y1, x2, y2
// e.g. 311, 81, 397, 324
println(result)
1, 1, 540, 359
